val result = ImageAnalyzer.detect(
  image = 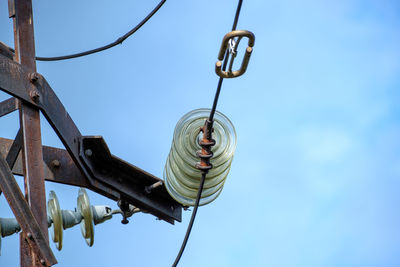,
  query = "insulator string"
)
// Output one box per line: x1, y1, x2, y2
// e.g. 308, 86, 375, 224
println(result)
171, 0, 244, 266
